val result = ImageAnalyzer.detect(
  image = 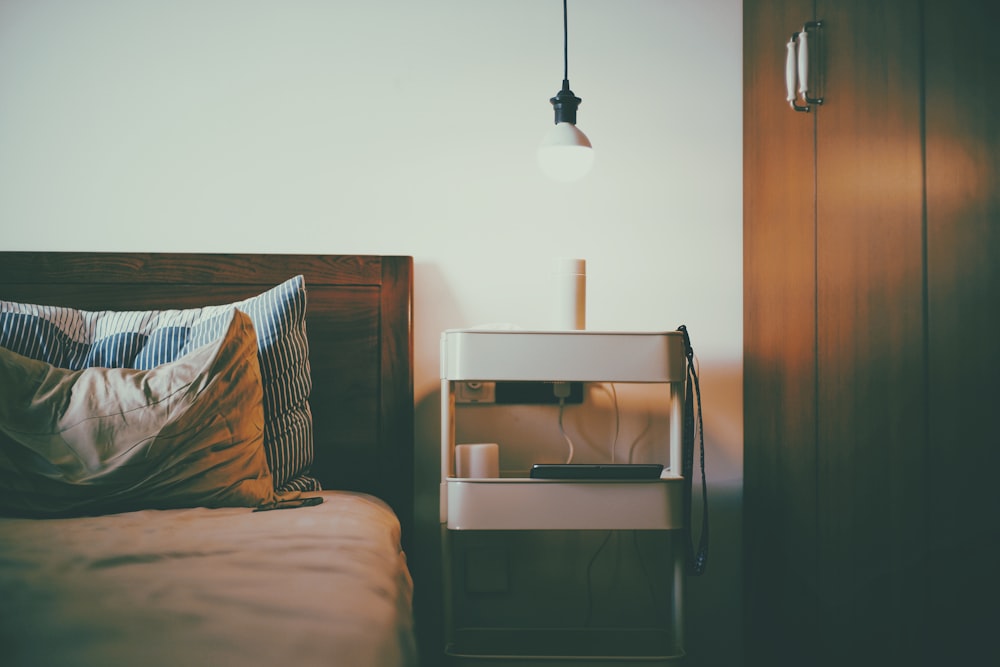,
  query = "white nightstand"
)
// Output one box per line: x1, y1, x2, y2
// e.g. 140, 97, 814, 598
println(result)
440, 329, 689, 665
